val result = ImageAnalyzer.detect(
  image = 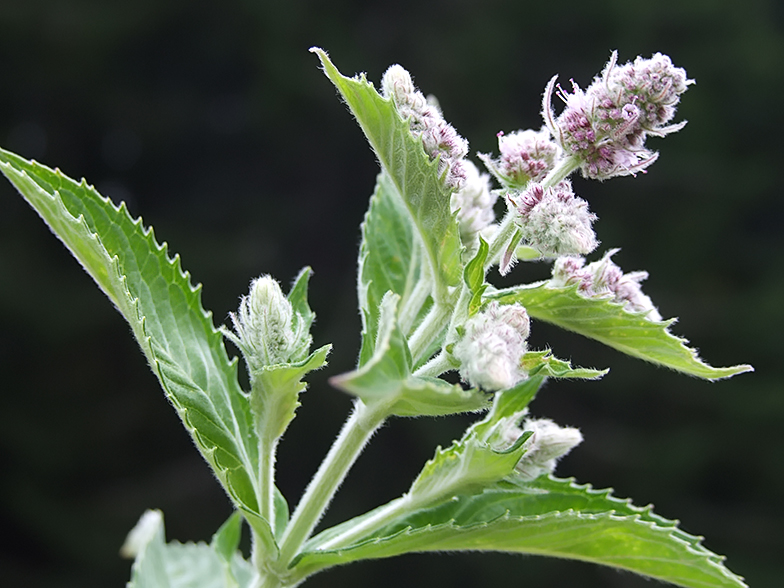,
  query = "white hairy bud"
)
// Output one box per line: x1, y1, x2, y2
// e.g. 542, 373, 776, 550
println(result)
515, 417, 583, 481
226, 275, 312, 372
453, 302, 530, 391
